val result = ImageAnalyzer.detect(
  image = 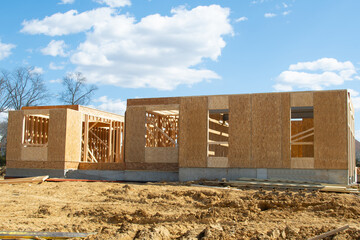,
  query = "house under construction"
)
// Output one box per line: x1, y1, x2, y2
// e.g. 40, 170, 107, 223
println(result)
6, 89, 357, 184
